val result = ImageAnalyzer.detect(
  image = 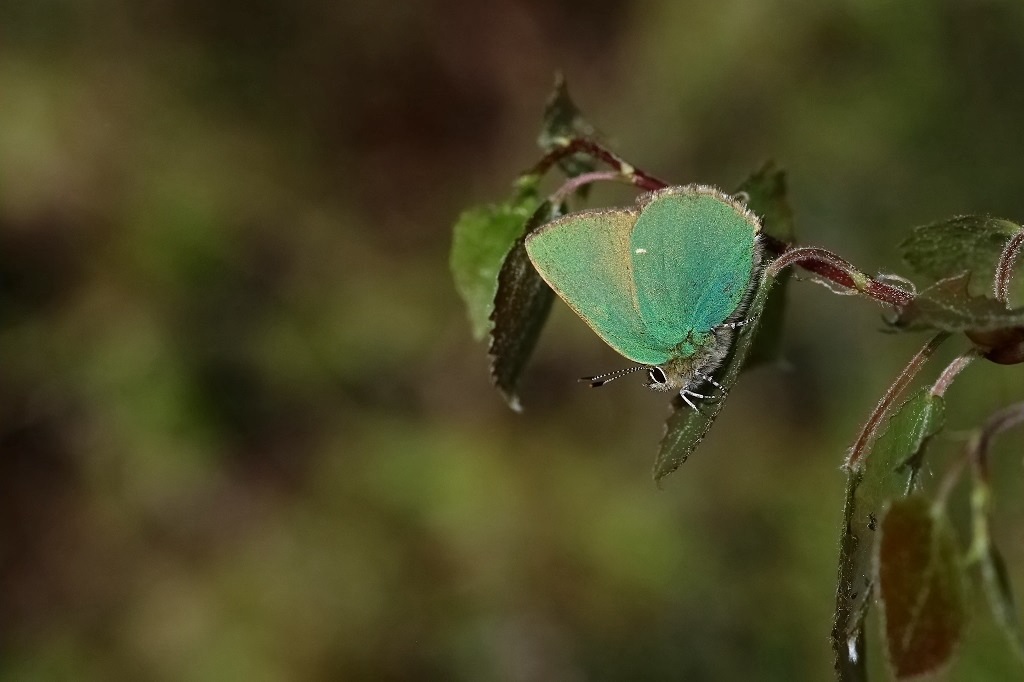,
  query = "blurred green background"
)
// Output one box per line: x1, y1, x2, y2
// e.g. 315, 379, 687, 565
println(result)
2, 1, 1024, 680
